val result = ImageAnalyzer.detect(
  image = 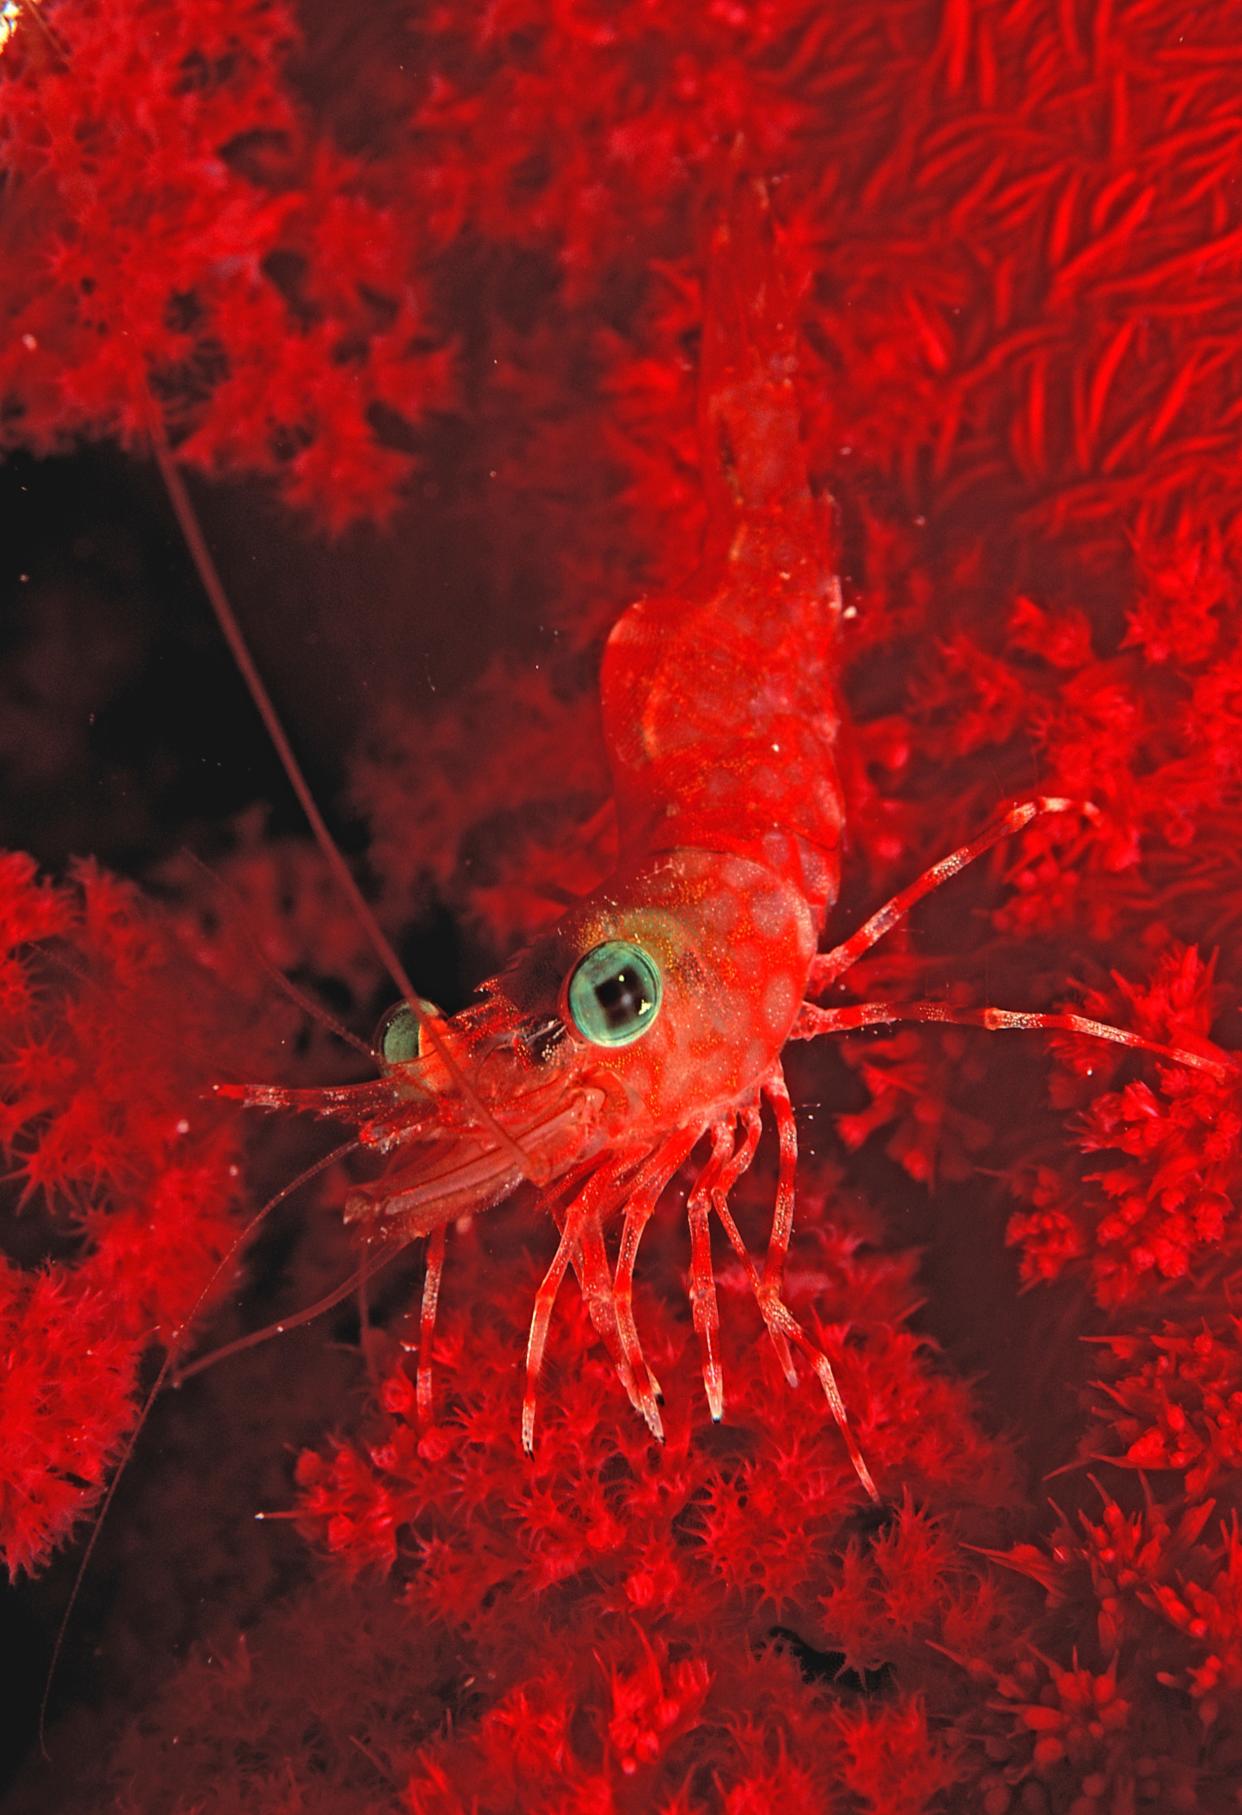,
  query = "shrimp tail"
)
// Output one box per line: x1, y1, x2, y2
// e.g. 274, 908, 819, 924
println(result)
601, 161, 844, 902
698, 162, 824, 557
